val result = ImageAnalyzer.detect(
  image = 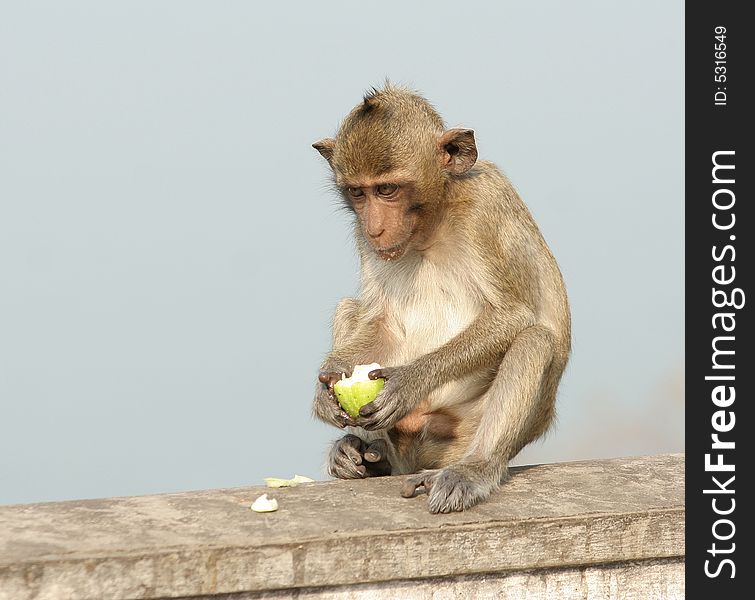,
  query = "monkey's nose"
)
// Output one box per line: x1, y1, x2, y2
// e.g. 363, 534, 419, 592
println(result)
367, 227, 385, 239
